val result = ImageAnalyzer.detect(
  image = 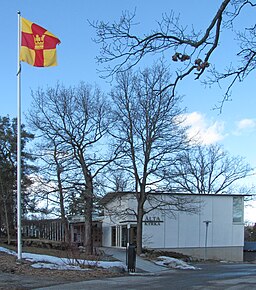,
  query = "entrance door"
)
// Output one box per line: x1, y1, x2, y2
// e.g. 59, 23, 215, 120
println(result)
113, 225, 137, 247
122, 225, 137, 247
111, 227, 116, 246
121, 225, 127, 247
